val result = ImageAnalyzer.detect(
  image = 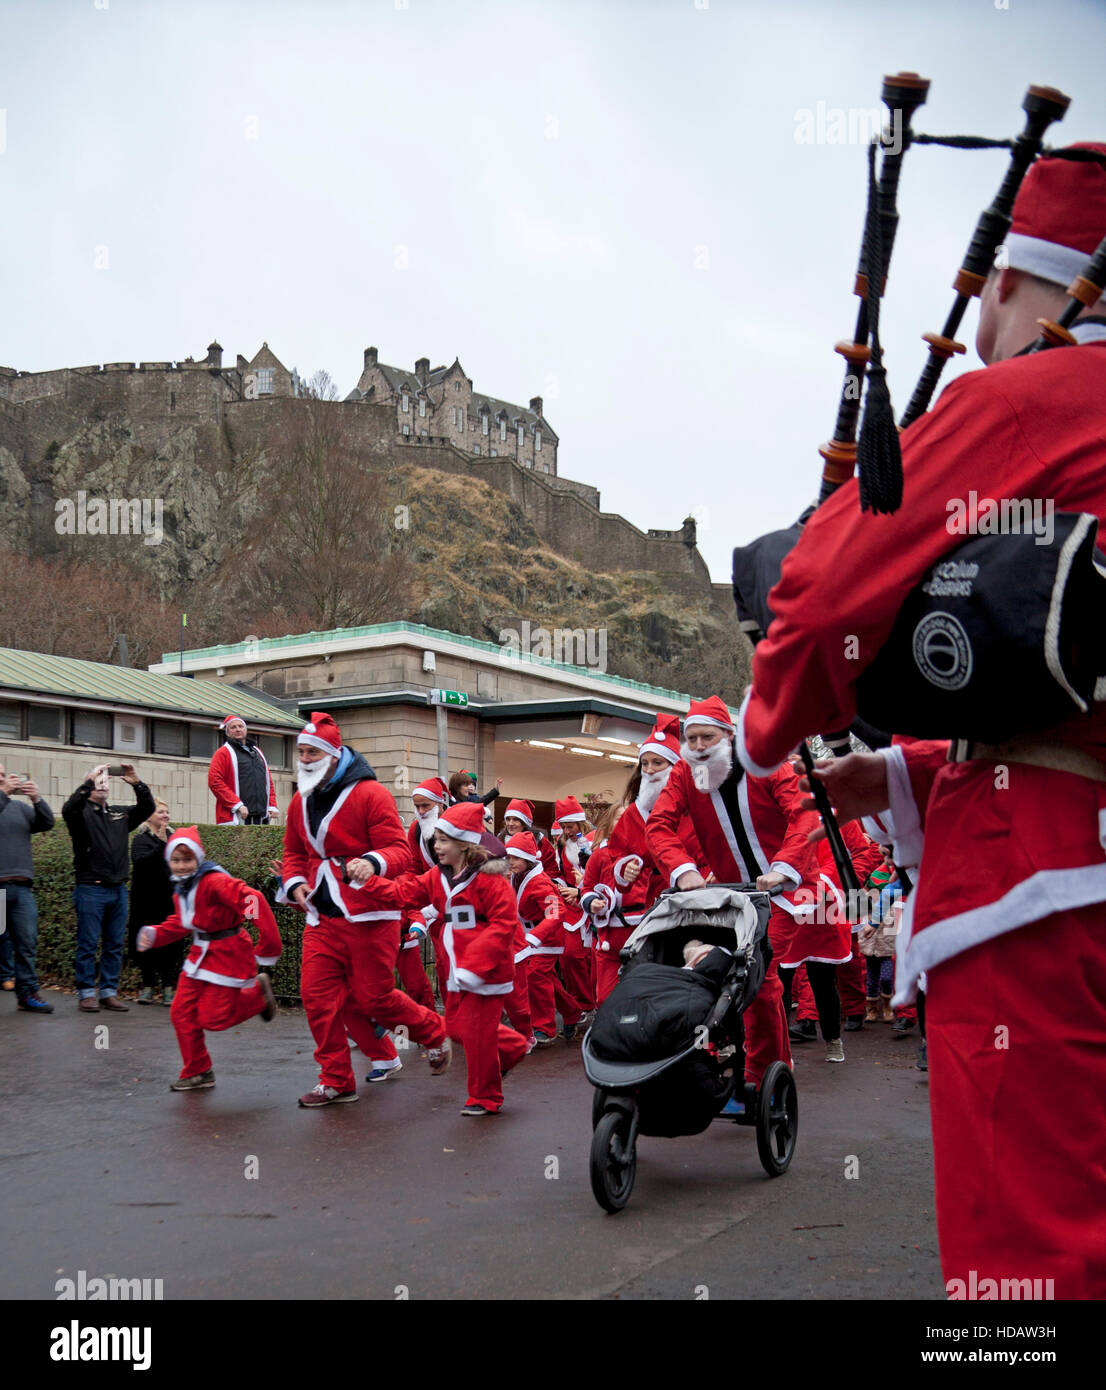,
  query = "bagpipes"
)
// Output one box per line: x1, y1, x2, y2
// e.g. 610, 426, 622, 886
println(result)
730, 75, 1106, 903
